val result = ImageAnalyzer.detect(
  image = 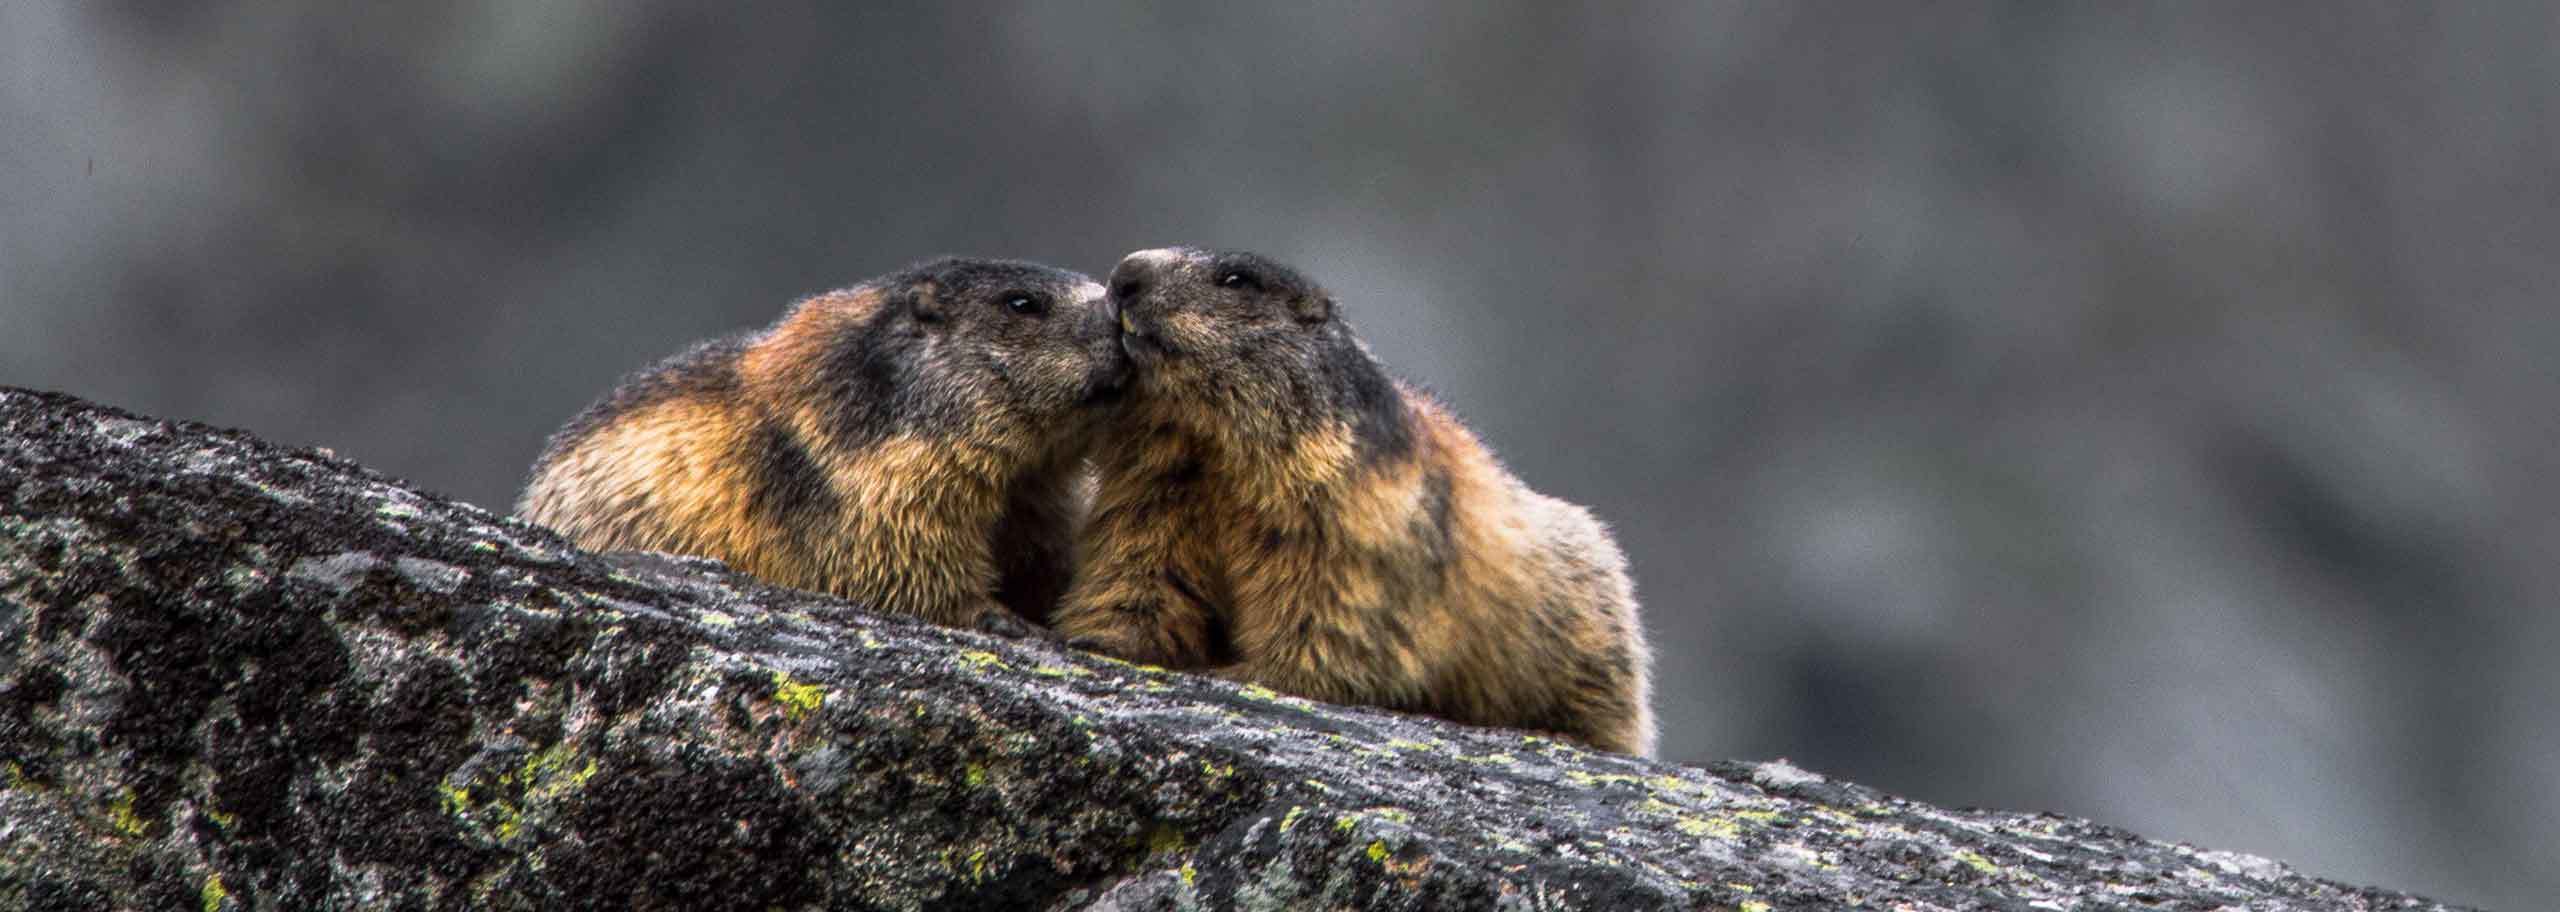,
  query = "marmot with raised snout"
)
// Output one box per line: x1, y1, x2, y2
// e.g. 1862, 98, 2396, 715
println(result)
519, 257, 1127, 634
1052, 247, 1655, 755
